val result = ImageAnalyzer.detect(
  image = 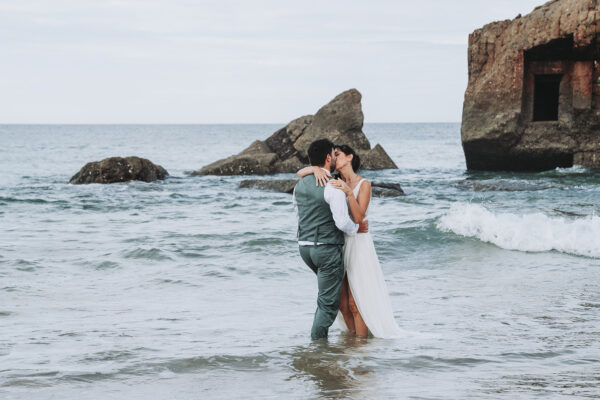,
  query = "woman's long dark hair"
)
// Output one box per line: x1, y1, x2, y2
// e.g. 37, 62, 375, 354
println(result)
335, 144, 361, 173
